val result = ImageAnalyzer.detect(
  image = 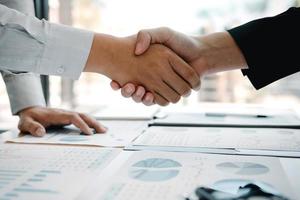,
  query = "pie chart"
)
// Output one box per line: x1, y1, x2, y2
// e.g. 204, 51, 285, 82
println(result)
129, 158, 181, 182
216, 162, 269, 175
